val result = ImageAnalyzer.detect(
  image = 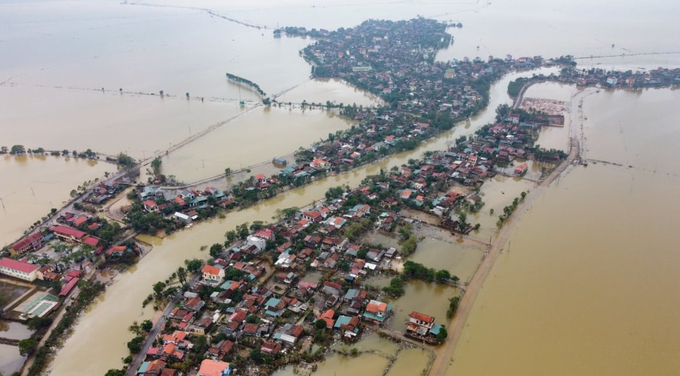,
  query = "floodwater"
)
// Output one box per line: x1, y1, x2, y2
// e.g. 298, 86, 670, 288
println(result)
0, 155, 114, 247
385, 348, 431, 376
1, 0, 673, 374
387, 280, 458, 332
277, 78, 383, 108
161, 106, 352, 183
0, 344, 25, 375
47, 67, 566, 375
449, 88, 680, 375
0, 320, 31, 375
407, 237, 483, 284
0, 321, 33, 340
468, 175, 536, 243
